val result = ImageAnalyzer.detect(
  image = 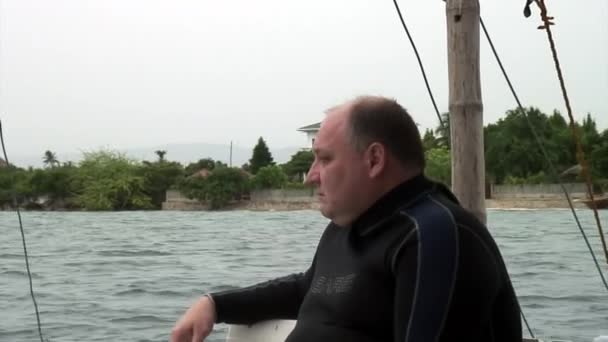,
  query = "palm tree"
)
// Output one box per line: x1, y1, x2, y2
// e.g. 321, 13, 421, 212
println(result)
43, 150, 59, 168
155, 150, 167, 162
434, 112, 451, 148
